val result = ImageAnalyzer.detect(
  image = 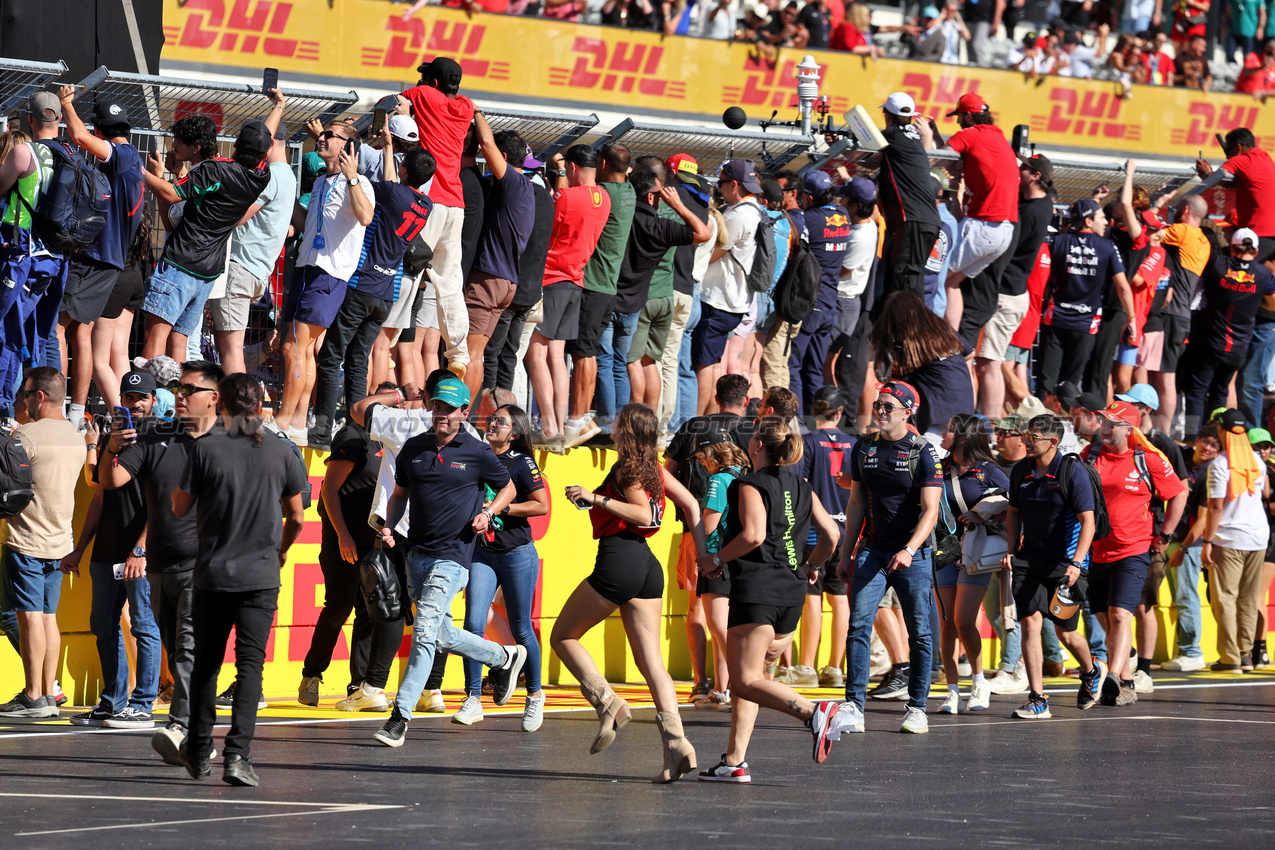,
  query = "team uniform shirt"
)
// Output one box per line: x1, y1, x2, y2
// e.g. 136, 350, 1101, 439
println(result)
702, 196, 763, 314
1042, 231, 1126, 334
1009, 243, 1052, 349
1000, 196, 1053, 296
1147, 223, 1210, 327
703, 467, 742, 553
800, 427, 855, 543
1208, 450, 1269, 550
848, 433, 943, 552
348, 181, 433, 302
543, 184, 612, 287
318, 422, 382, 551
116, 429, 199, 573
394, 427, 511, 567
164, 158, 271, 280
614, 202, 696, 313
878, 123, 941, 230
580, 182, 637, 295
480, 450, 545, 554
1130, 245, 1167, 340
802, 204, 852, 332
401, 85, 474, 208
944, 461, 1010, 518
472, 167, 535, 284
590, 468, 666, 539
81, 141, 144, 270
1083, 445, 1183, 563
945, 124, 1020, 222
230, 160, 297, 281
896, 350, 975, 435
1008, 452, 1096, 566
295, 173, 376, 282
1198, 254, 1275, 354
724, 466, 815, 608
1221, 149, 1275, 234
